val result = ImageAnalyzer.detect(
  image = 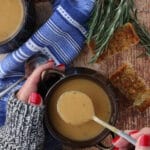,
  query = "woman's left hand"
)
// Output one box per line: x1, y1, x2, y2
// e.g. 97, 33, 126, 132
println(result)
17, 60, 65, 103
112, 128, 150, 150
